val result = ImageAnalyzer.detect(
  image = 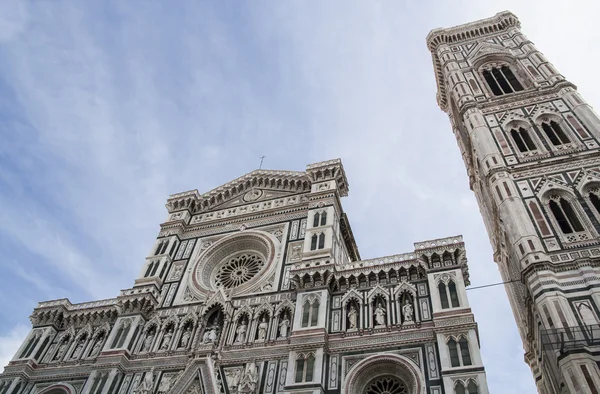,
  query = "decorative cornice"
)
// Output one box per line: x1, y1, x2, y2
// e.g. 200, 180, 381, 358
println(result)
426, 11, 520, 110
165, 159, 350, 216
